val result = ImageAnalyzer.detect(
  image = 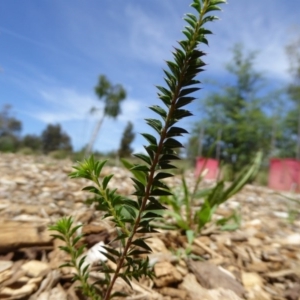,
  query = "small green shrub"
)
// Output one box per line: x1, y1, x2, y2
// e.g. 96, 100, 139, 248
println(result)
49, 149, 71, 160
17, 147, 35, 155
49, 1, 227, 299
158, 152, 261, 235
